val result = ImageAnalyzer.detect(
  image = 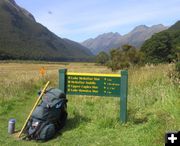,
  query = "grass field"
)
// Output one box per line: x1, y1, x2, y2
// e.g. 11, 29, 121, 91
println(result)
0, 62, 179, 146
